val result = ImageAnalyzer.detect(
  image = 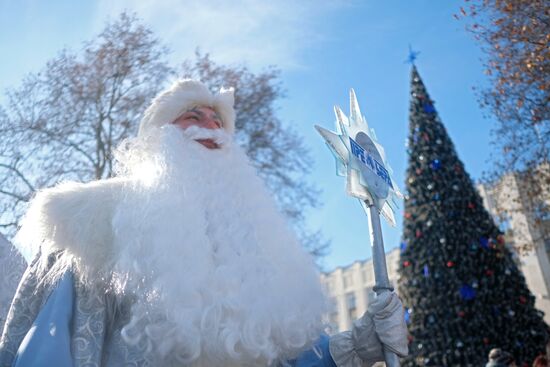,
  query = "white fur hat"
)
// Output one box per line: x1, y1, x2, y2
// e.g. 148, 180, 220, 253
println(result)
138, 79, 236, 136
